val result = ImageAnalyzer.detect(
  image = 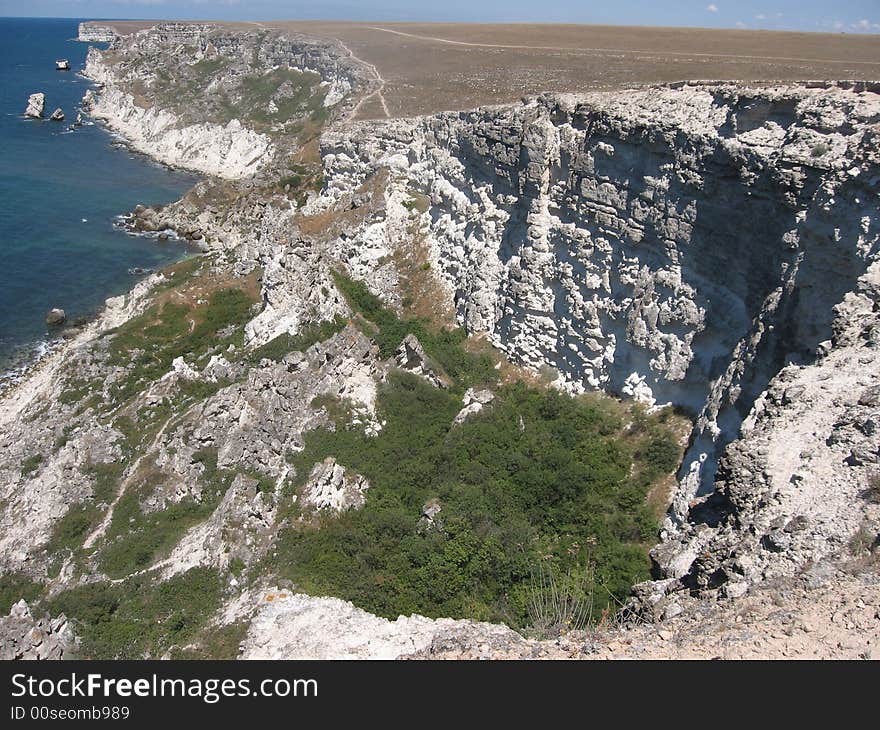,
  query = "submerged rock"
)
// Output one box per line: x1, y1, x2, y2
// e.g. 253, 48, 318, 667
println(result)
45, 308, 66, 326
